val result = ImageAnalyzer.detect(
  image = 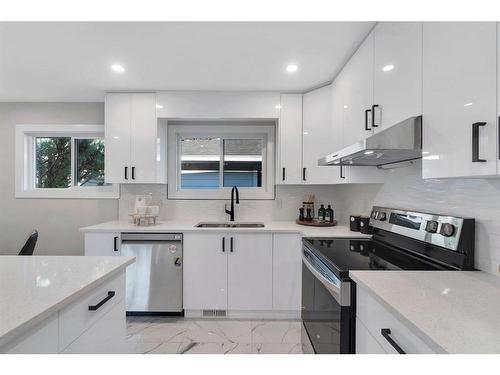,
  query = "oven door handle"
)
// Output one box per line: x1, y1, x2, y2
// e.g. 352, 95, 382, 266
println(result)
302, 251, 350, 306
